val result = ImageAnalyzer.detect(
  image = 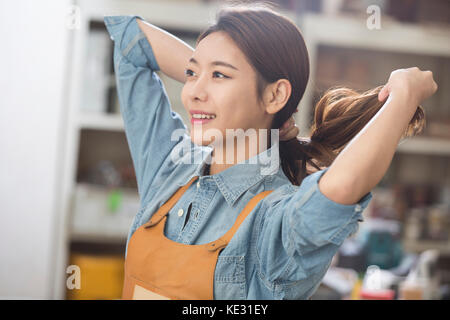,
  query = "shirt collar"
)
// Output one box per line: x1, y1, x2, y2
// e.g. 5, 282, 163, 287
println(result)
183, 142, 282, 207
